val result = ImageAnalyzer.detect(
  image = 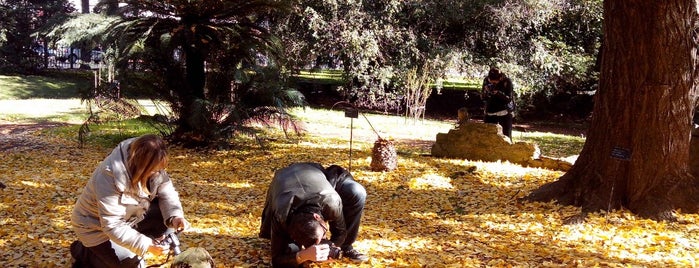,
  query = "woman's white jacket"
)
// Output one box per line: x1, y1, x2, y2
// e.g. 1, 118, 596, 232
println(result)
71, 137, 184, 257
